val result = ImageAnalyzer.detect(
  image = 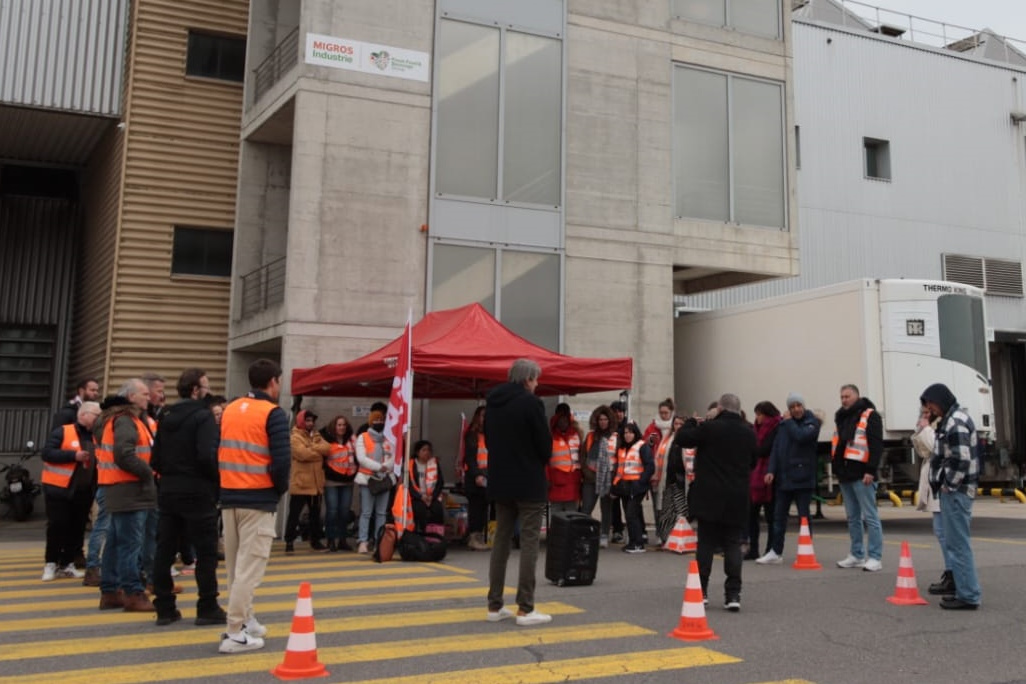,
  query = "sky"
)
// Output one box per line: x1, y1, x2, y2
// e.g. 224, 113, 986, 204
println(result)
866, 0, 1026, 43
